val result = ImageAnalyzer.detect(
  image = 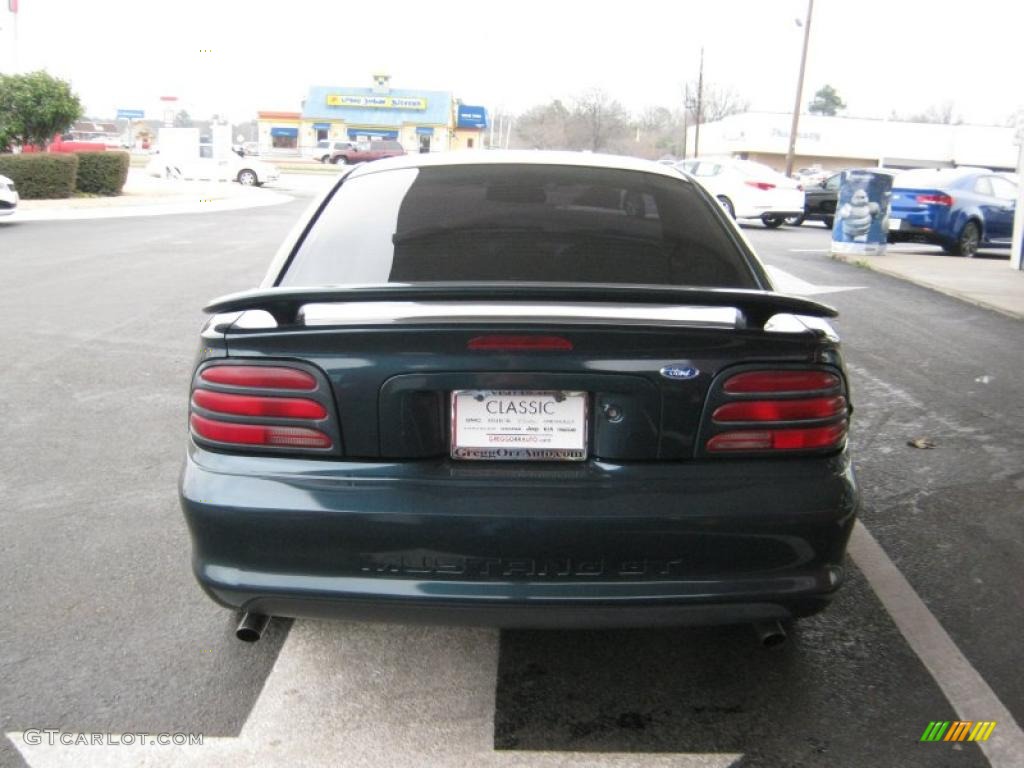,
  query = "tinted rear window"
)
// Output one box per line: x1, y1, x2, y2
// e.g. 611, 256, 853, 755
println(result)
280, 164, 757, 289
